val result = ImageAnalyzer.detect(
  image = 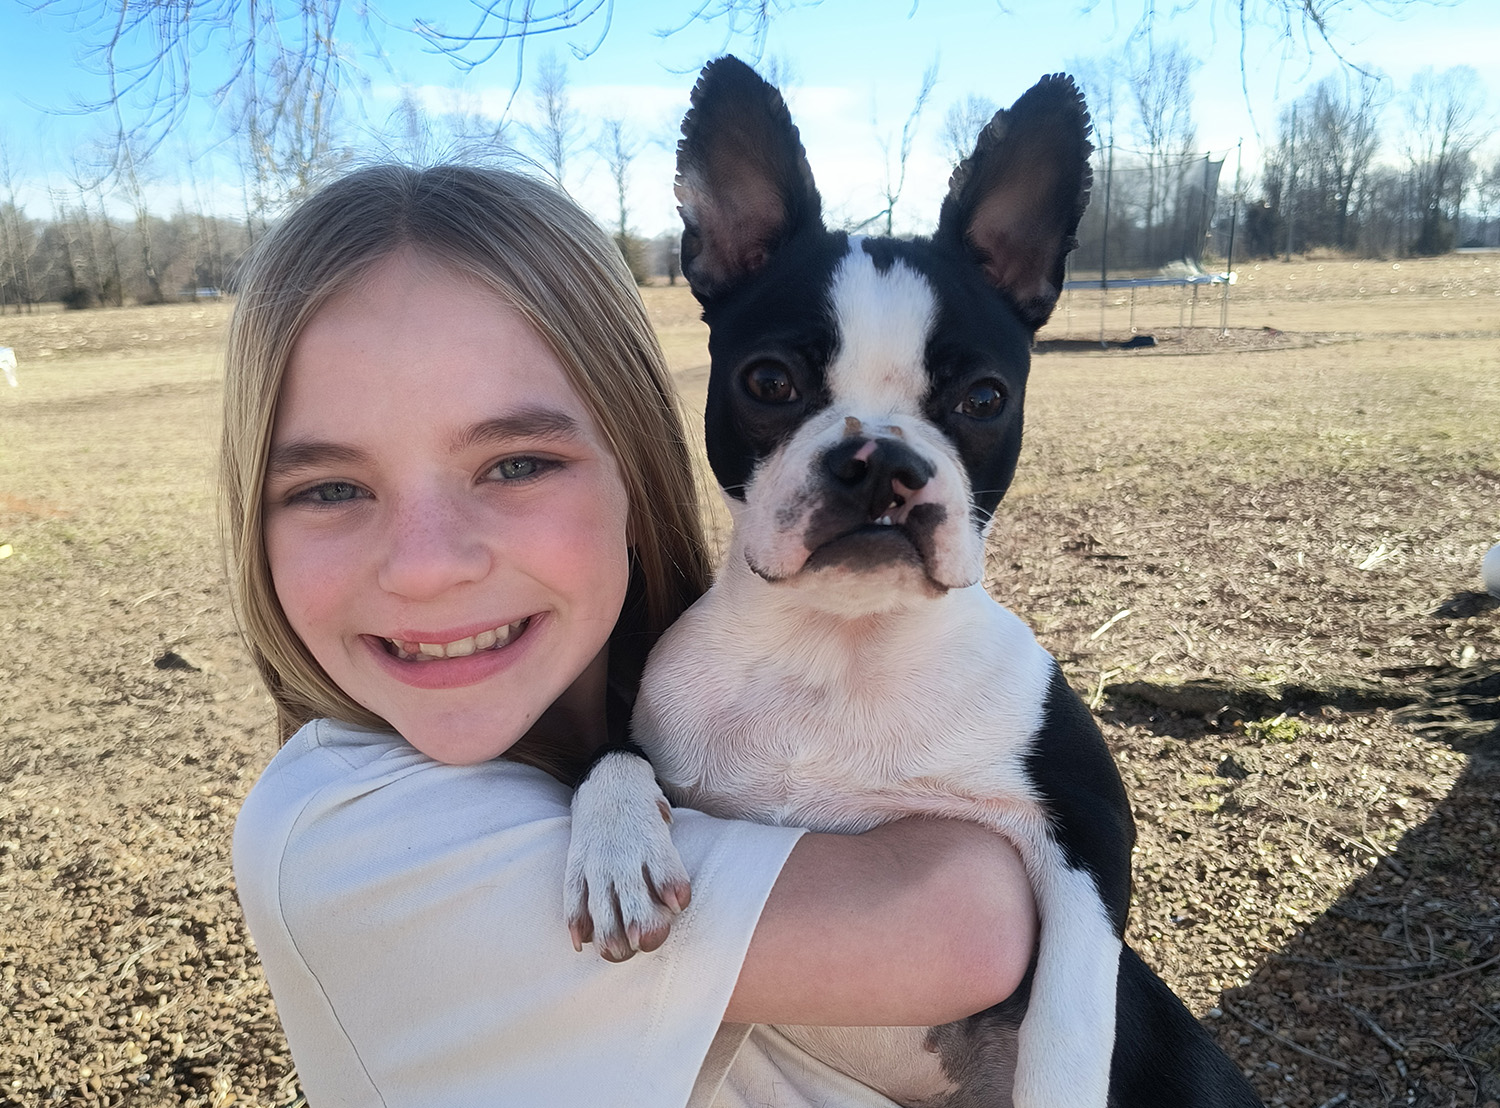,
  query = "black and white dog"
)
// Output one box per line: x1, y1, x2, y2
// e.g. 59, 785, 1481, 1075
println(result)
566, 56, 1262, 1108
